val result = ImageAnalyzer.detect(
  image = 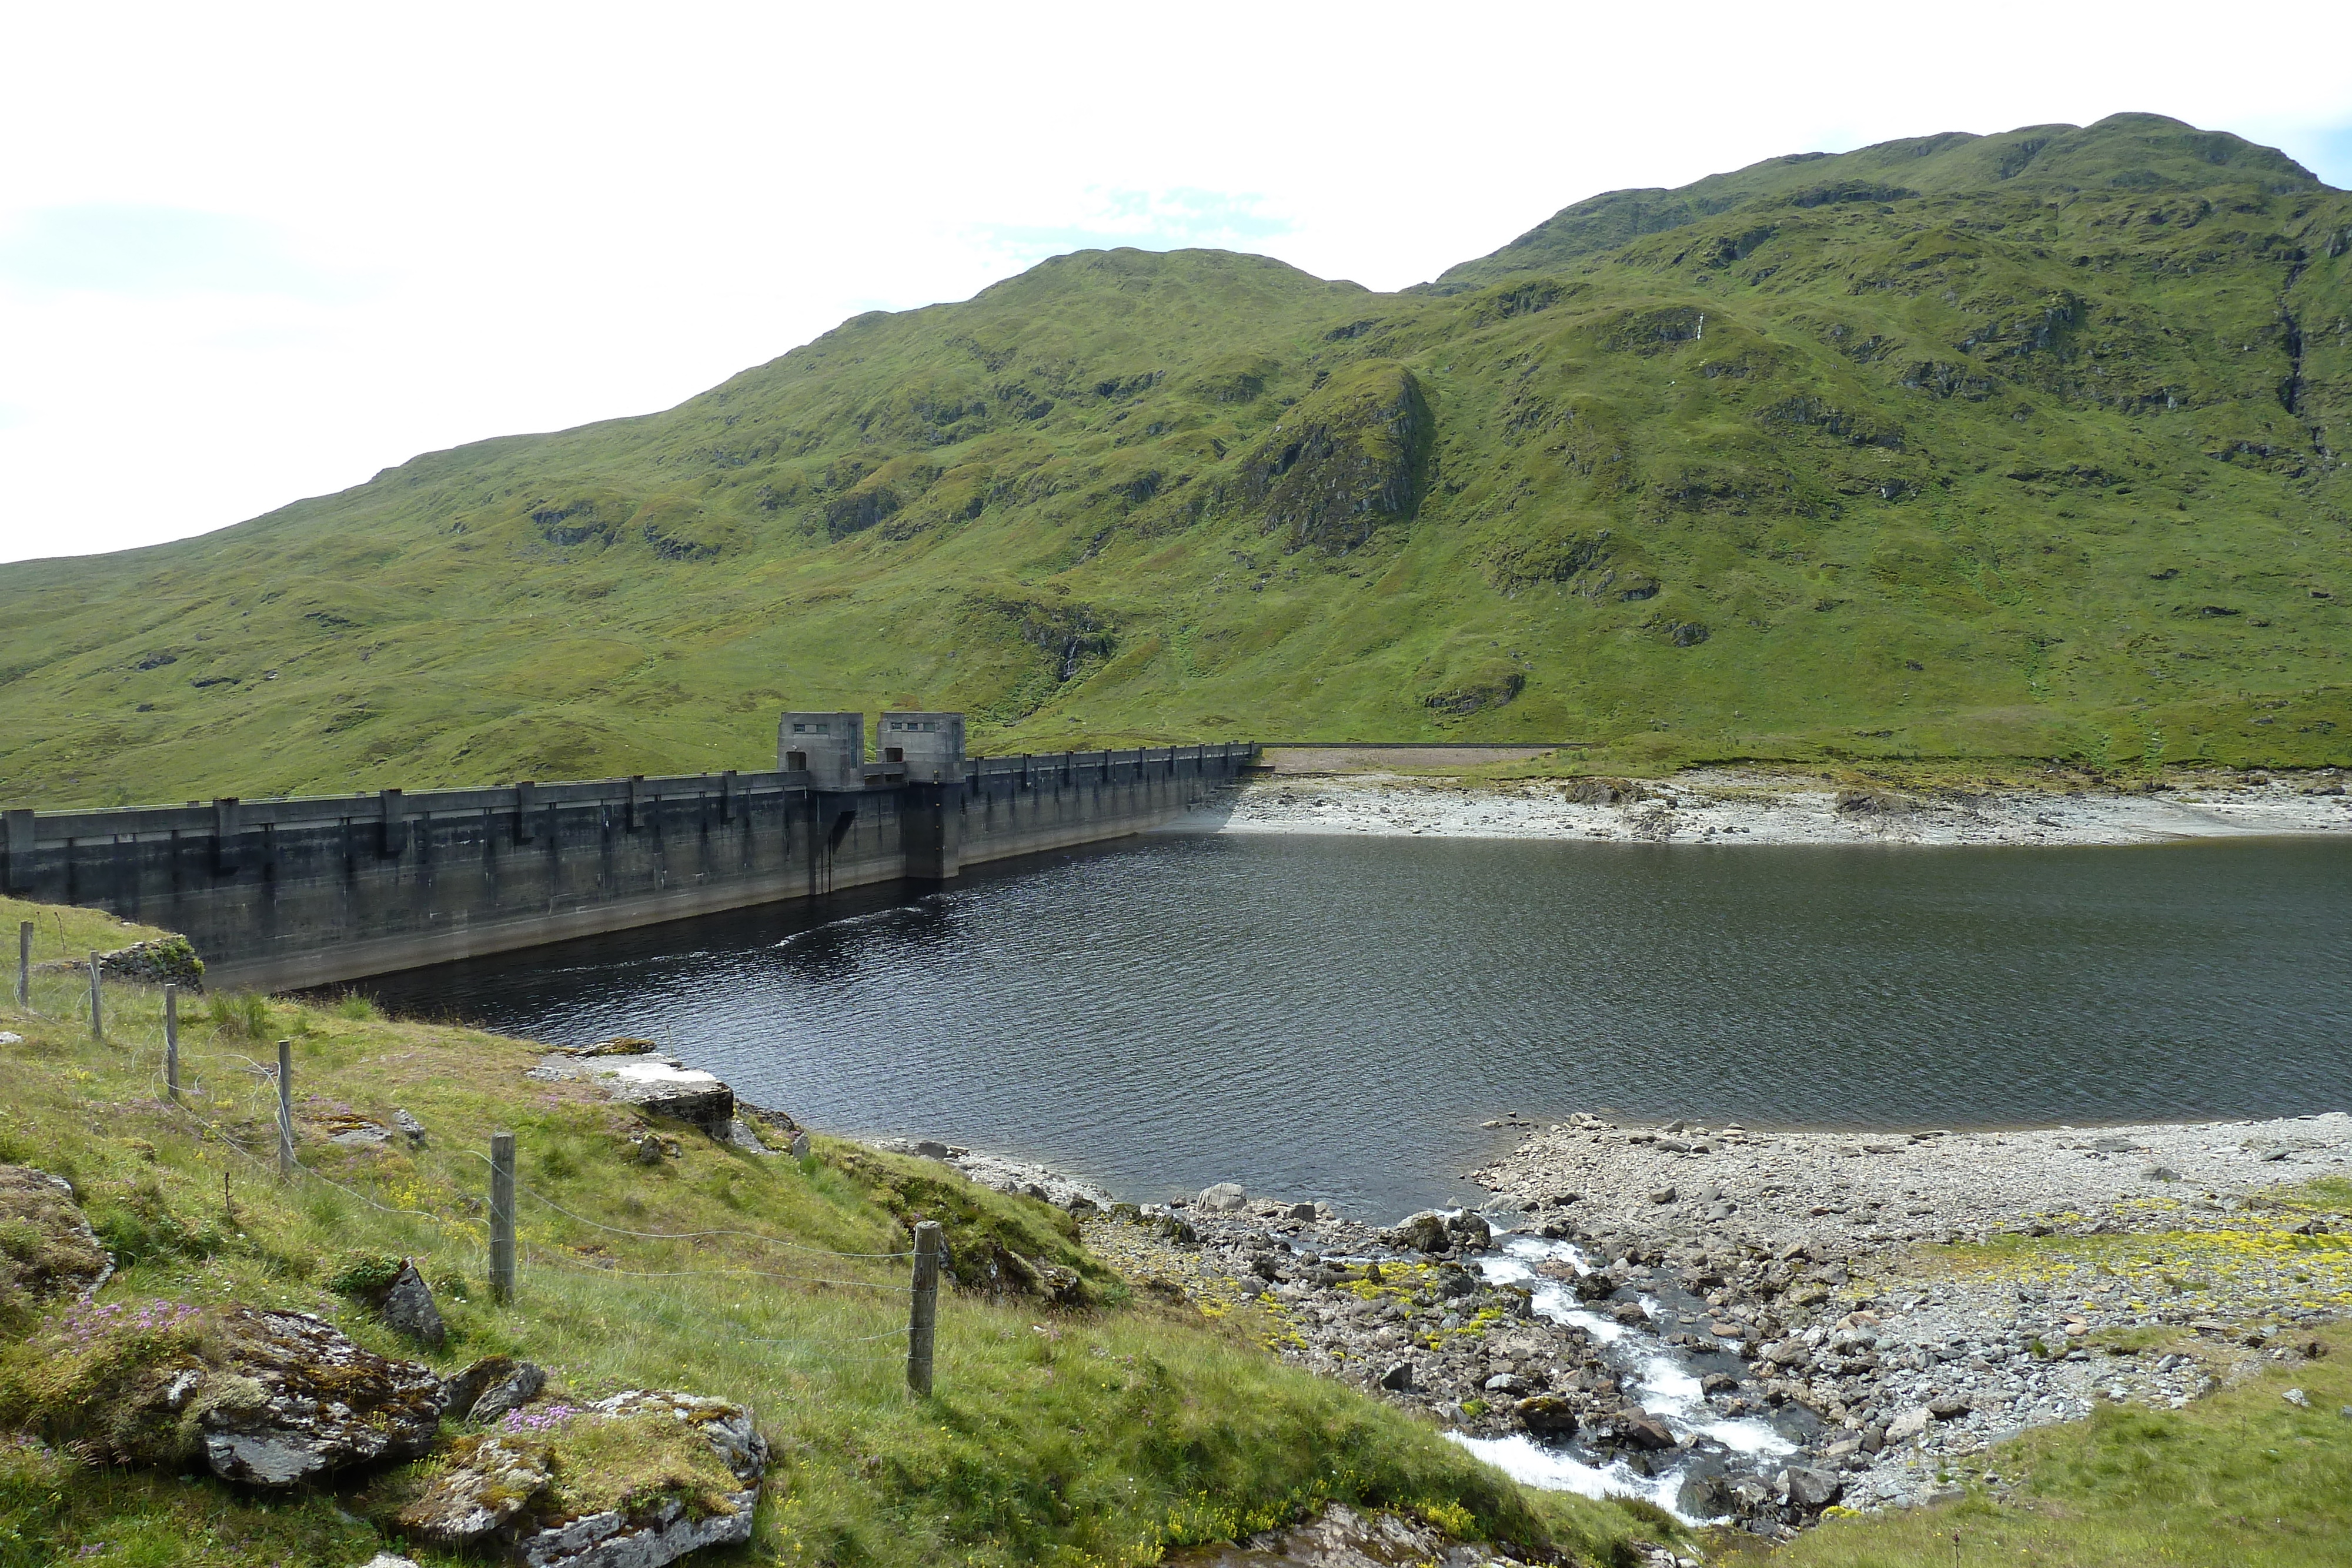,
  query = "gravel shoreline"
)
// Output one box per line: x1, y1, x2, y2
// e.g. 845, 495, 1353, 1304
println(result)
1188, 766, 2352, 847
885, 1111, 2350, 1538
